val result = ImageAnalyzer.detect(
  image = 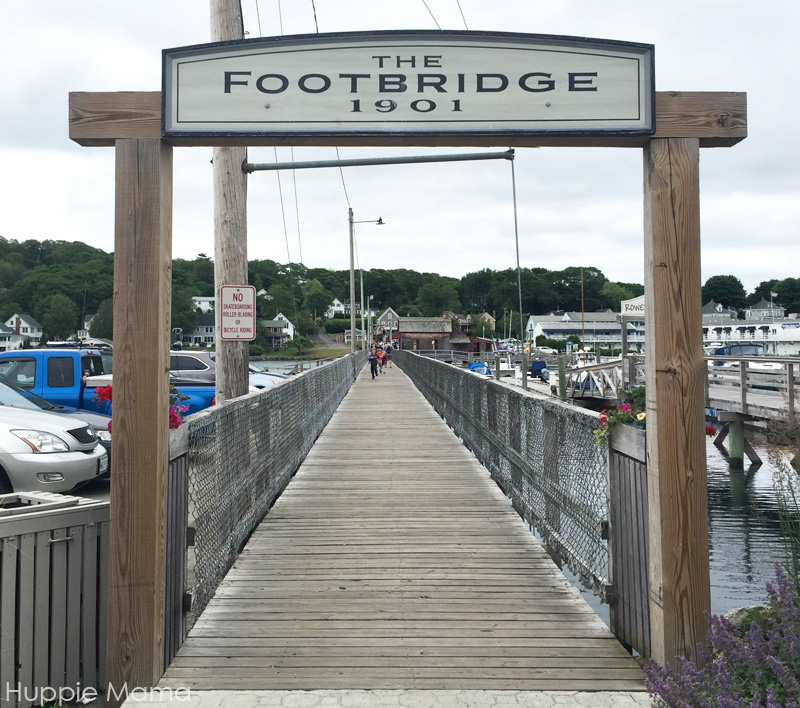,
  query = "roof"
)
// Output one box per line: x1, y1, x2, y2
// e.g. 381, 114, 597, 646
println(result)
376, 307, 399, 323
399, 317, 452, 333
748, 299, 781, 310
529, 310, 617, 324
449, 324, 471, 345
195, 312, 215, 326
7, 313, 43, 329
